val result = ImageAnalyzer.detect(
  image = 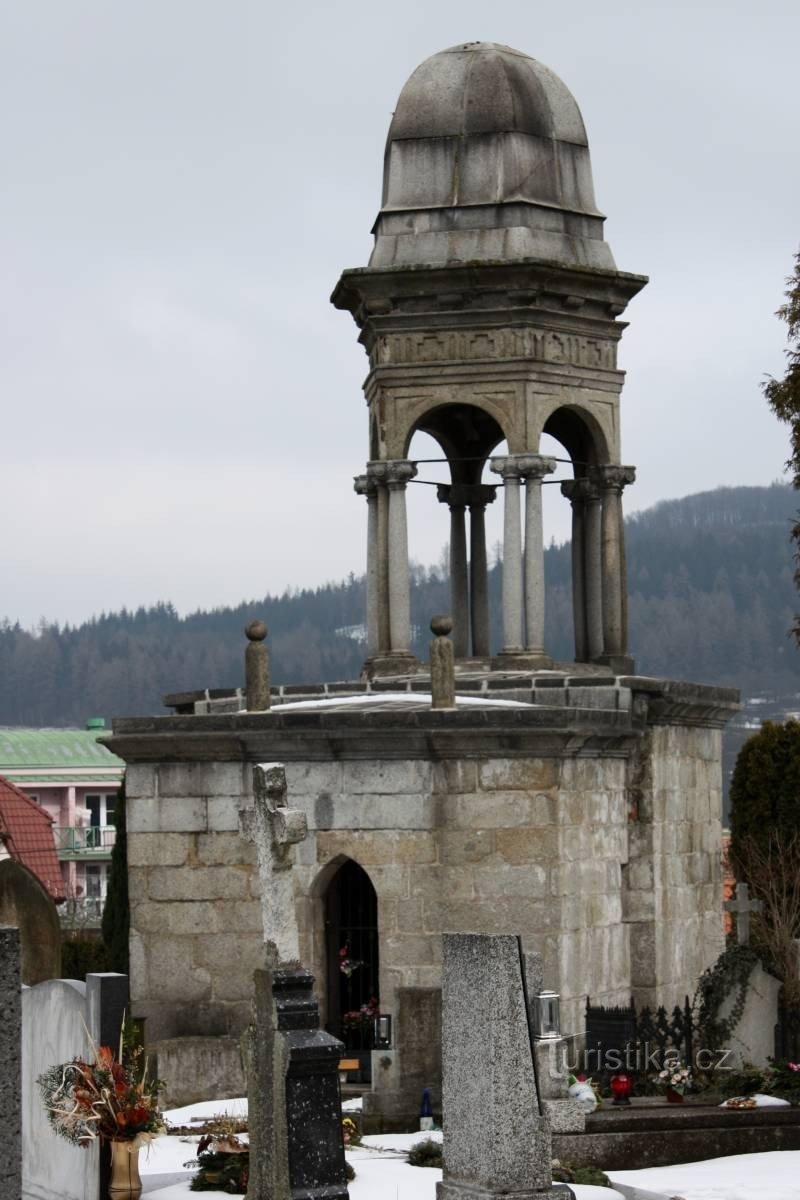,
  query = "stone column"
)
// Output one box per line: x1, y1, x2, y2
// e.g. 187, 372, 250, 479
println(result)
490, 456, 525, 654
245, 619, 270, 711
583, 479, 604, 662
561, 479, 588, 662
367, 462, 391, 654
385, 460, 418, 655
521, 455, 556, 655
469, 485, 496, 657
437, 486, 469, 658
592, 465, 636, 668
354, 474, 379, 658
430, 616, 456, 709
